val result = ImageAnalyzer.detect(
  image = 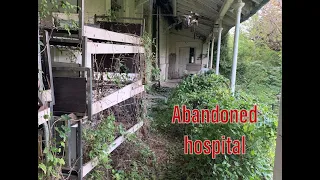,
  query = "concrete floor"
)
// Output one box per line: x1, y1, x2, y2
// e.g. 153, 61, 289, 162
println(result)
161, 79, 182, 88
